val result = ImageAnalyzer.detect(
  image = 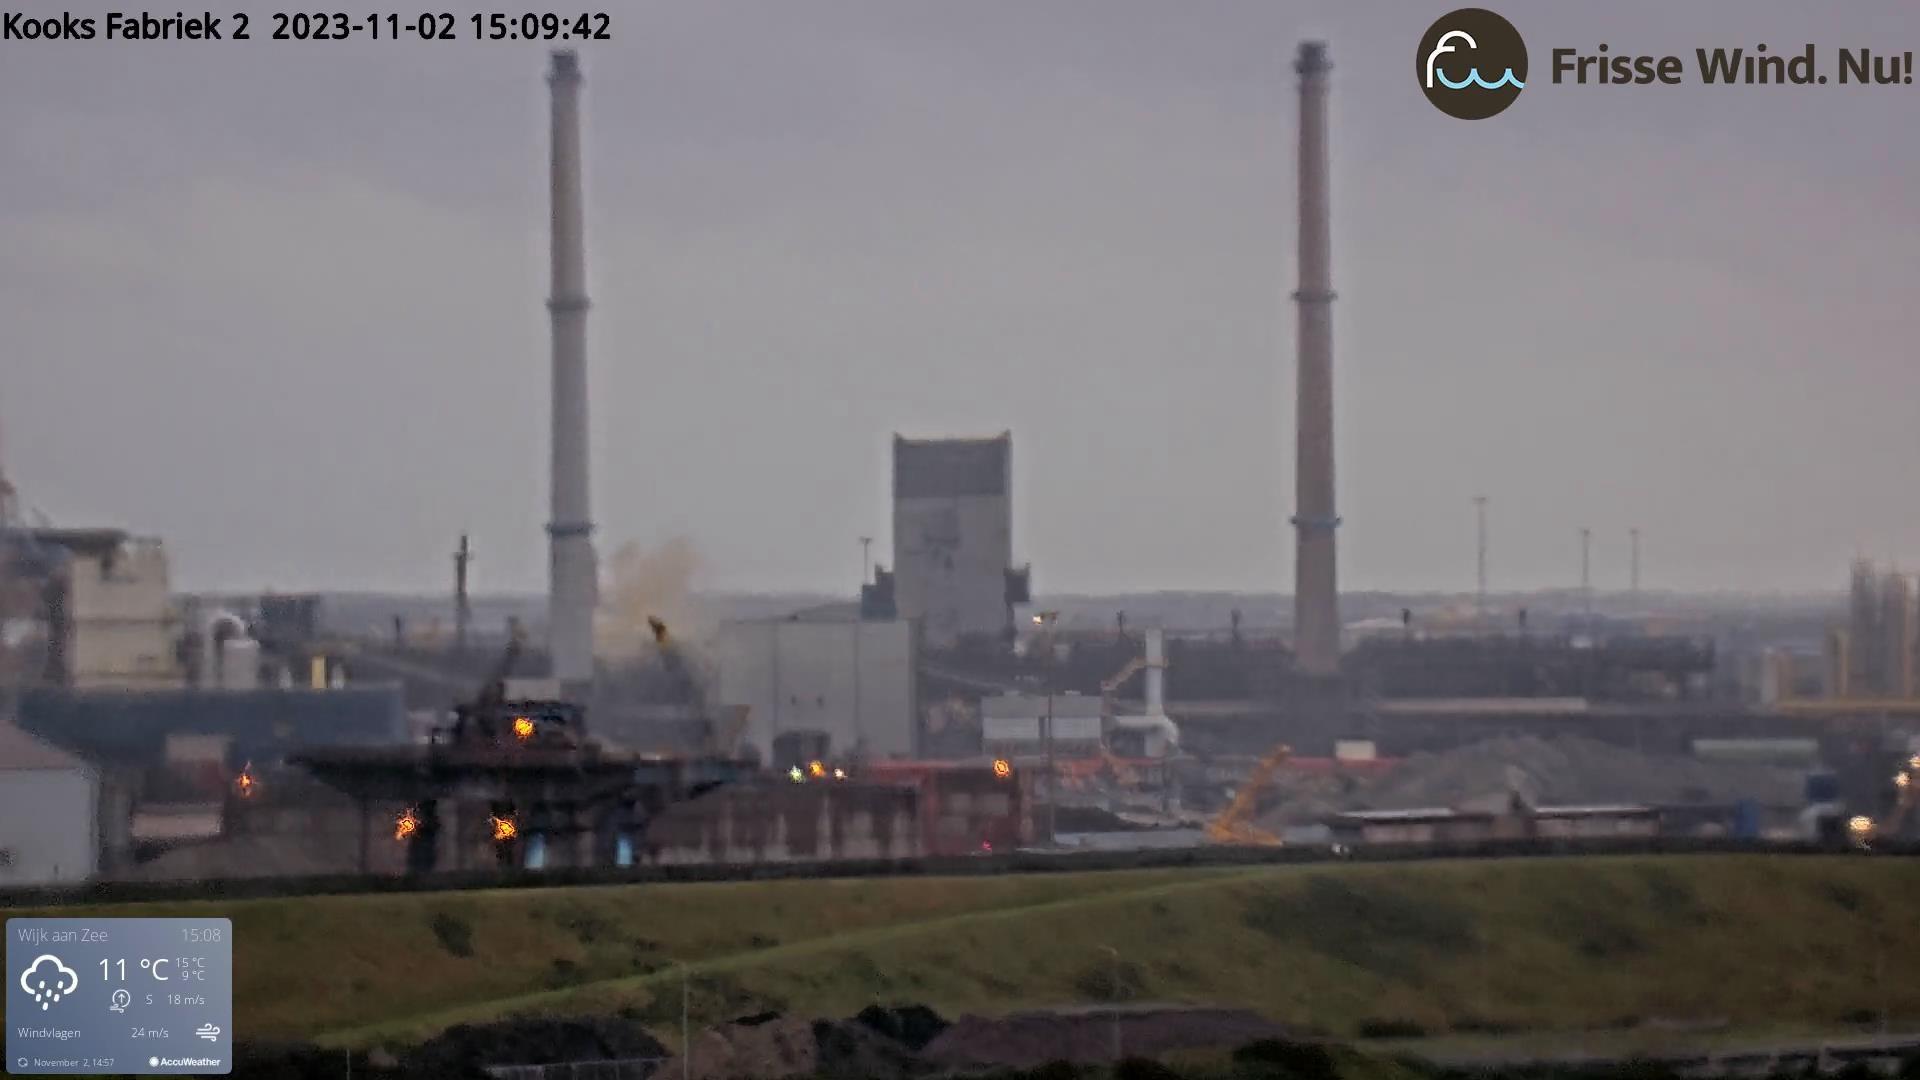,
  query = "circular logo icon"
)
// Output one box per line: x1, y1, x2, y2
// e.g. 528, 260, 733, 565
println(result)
1418, 8, 1527, 119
